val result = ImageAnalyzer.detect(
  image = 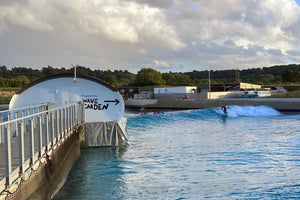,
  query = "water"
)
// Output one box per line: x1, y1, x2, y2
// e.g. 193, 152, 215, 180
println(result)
54, 106, 300, 199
